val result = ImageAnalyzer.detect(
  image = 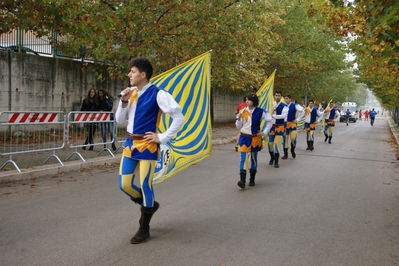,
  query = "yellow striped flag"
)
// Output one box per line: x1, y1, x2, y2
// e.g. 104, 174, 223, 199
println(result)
256, 69, 276, 114
150, 52, 212, 184
256, 70, 276, 147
